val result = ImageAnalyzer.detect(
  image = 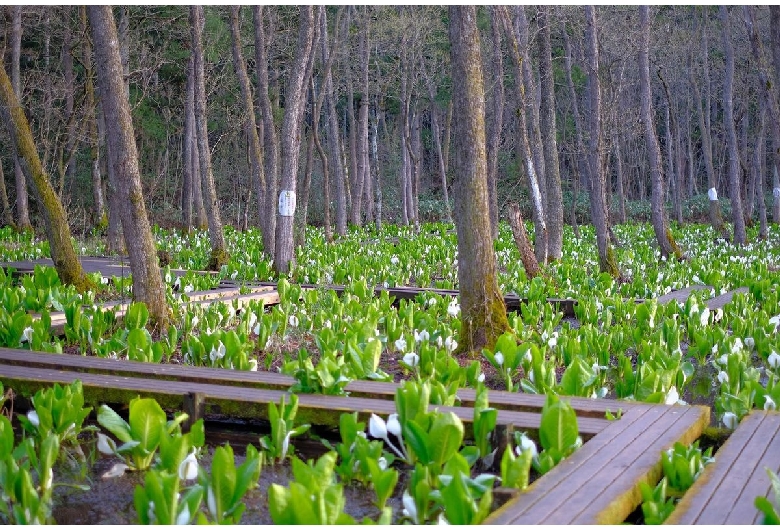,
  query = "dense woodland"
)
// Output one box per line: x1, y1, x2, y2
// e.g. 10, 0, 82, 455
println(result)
1, 6, 780, 265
